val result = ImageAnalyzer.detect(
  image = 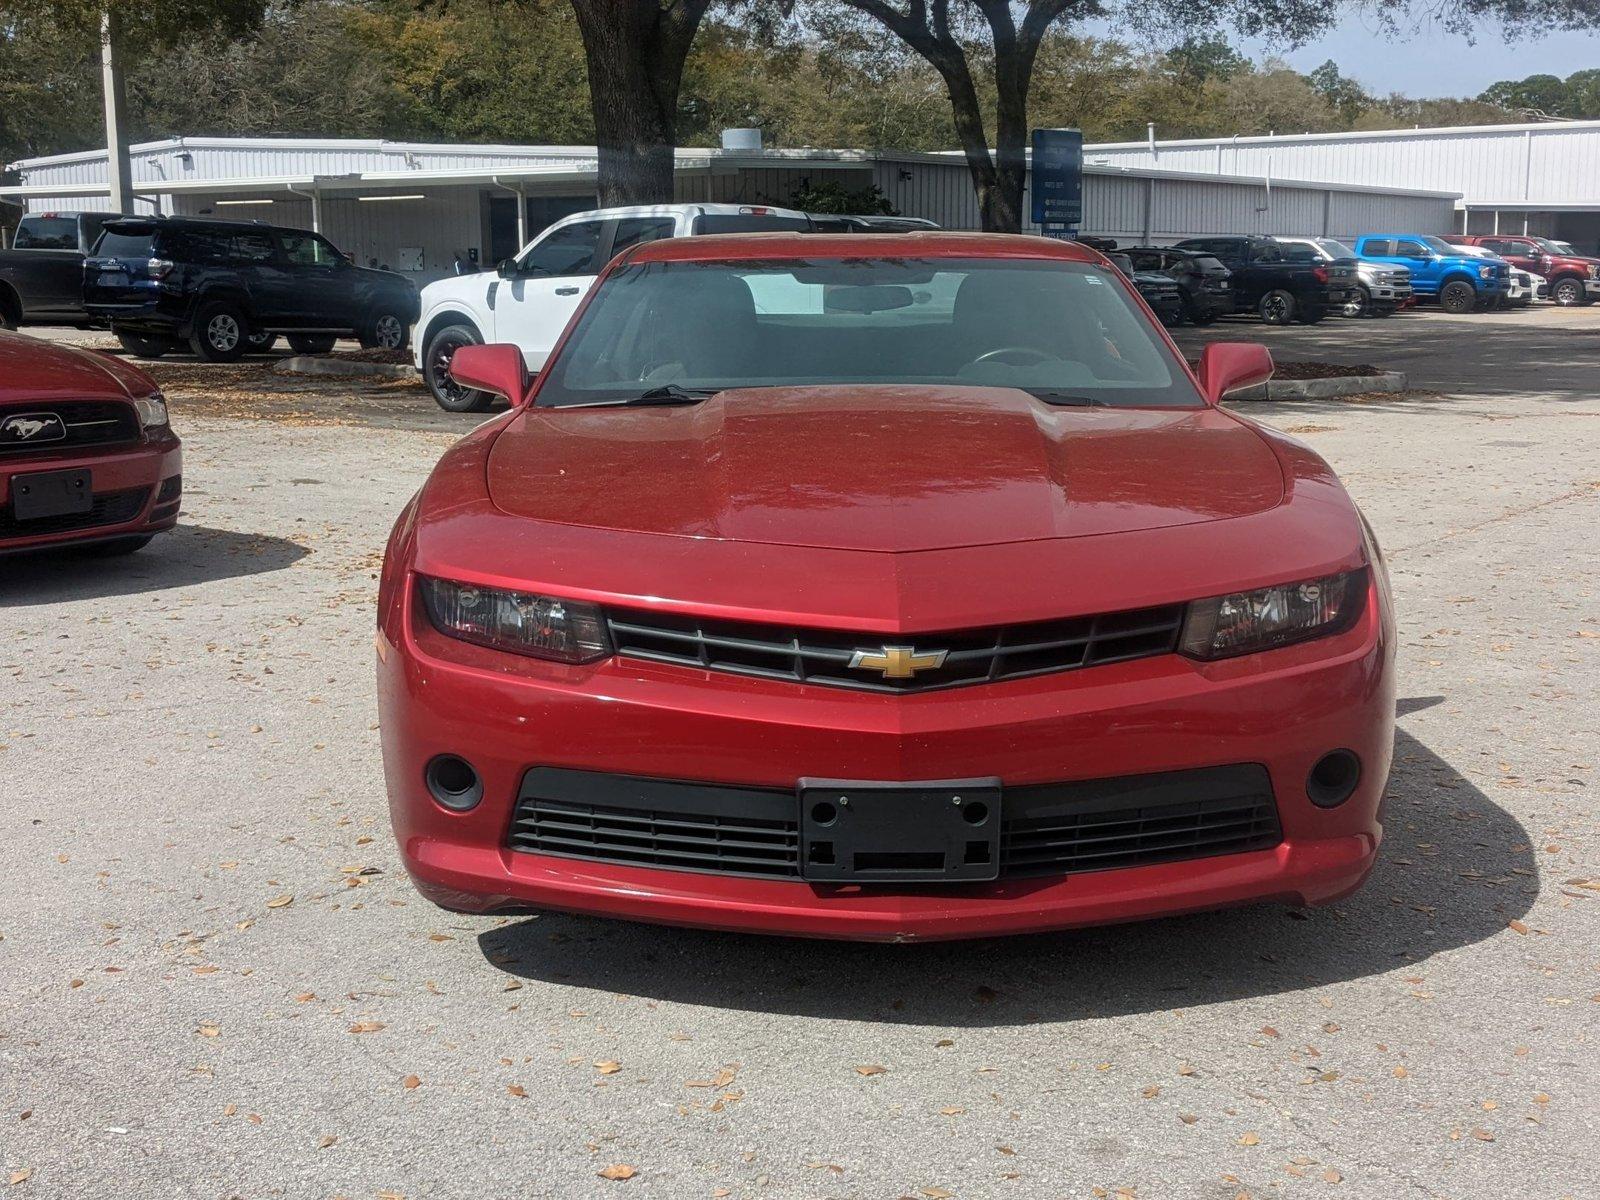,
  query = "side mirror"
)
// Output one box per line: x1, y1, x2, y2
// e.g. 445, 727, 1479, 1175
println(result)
1196, 342, 1273, 404
496, 258, 517, 279
449, 343, 529, 404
